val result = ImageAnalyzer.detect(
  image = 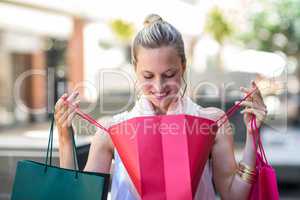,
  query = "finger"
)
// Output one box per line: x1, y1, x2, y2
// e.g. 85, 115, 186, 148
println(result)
71, 99, 80, 108
55, 96, 72, 122
241, 107, 265, 115
236, 101, 267, 111
55, 93, 68, 112
62, 110, 76, 128
58, 110, 68, 125
236, 100, 253, 108
58, 102, 69, 117
241, 108, 265, 121
240, 87, 254, 101
65, 100, 80, 112
58, 105, 76, 125
240, 86, 263, 103
251, 80, 264, 98
66, 91, 79, 102
55, 103, 67, 120
66, 110, 77, 127
251, 91, 265, 107
64, 92, 79, 110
